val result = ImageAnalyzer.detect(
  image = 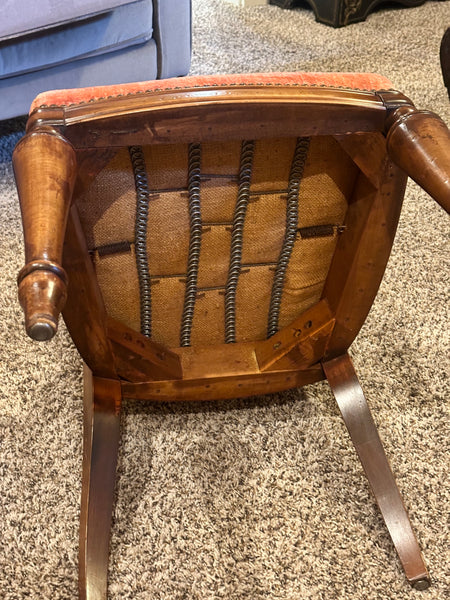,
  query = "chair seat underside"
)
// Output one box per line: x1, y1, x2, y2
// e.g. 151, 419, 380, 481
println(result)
77, 135, 358, 350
